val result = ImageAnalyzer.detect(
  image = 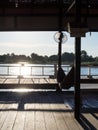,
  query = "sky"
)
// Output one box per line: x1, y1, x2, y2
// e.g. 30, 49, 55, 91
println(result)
0, 31, 98, 57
